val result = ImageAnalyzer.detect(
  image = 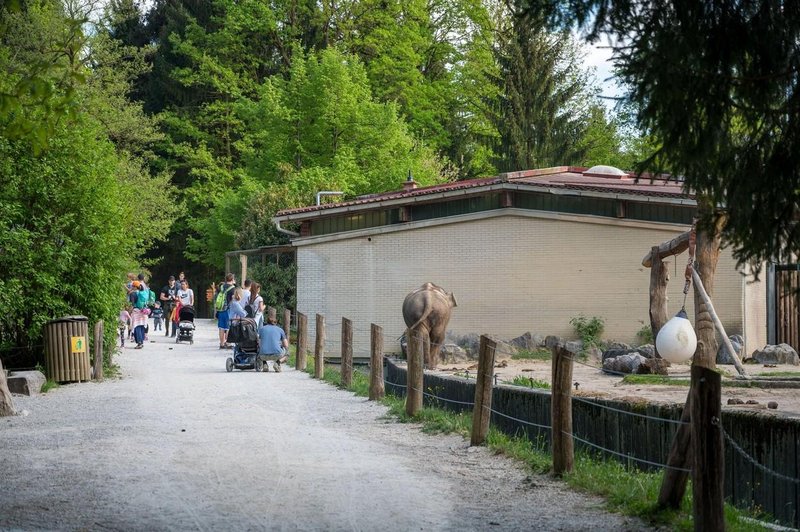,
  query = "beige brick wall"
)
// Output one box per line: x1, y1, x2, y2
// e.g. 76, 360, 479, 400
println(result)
295, 210, 766, 357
